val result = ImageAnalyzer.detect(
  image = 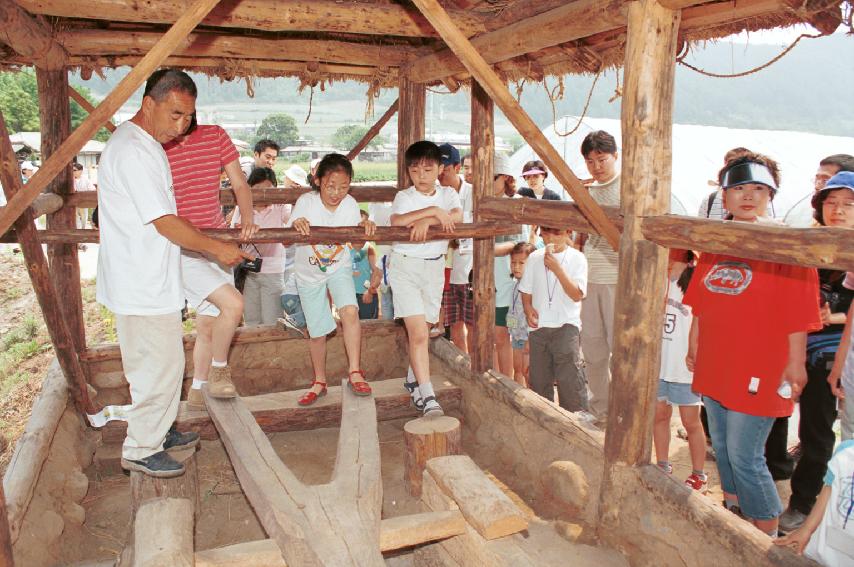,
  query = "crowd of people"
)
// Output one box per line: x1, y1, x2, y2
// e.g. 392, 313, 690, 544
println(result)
75, 68, 854, 562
